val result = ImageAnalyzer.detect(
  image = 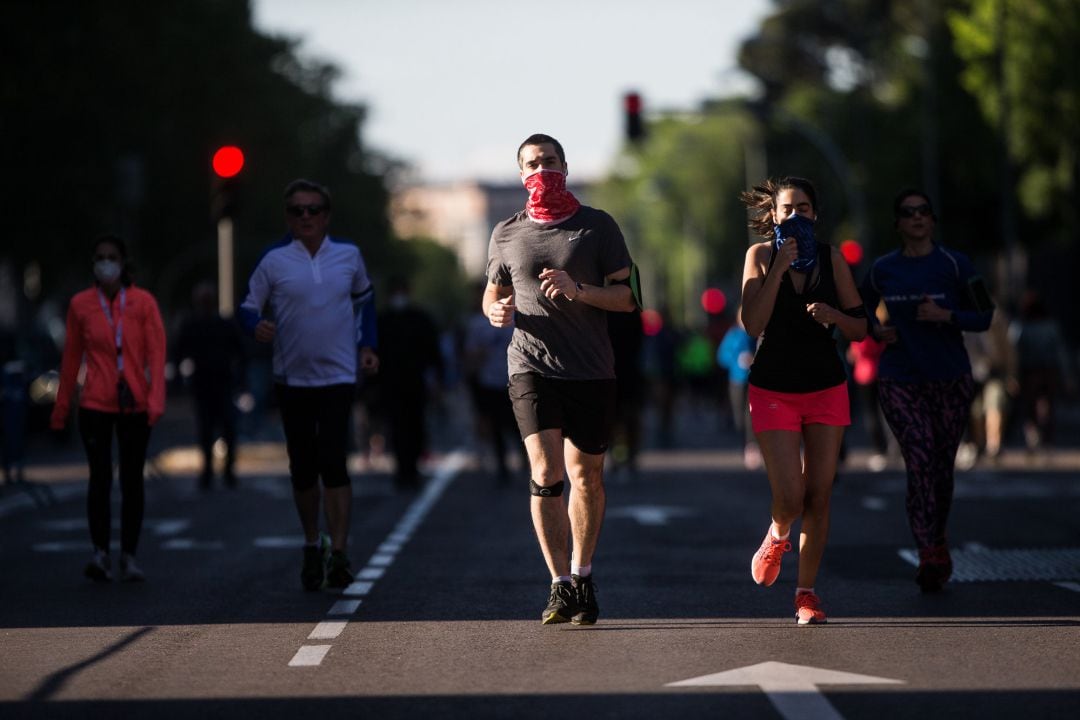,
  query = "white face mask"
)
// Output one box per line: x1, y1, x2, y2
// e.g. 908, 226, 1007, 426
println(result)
94, 259, 122, 283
